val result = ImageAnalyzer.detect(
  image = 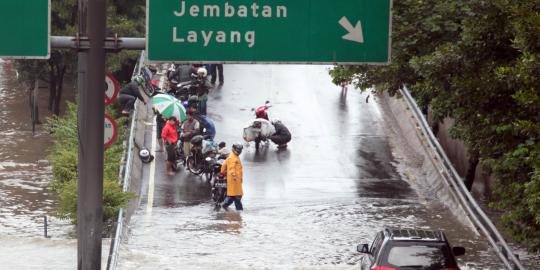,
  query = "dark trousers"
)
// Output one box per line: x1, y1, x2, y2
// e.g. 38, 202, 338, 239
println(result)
118, 94, 136, 112
165, 143, 177, 163
210, 64, 224, 84
270, 134, 291, 145
198, 98, 207, 115
223, 196, 243, 210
